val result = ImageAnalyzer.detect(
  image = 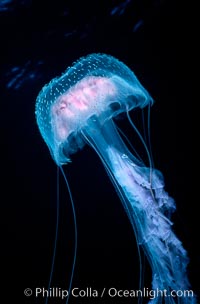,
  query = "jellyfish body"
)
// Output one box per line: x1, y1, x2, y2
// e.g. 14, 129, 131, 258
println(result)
35, 53, 196, 303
